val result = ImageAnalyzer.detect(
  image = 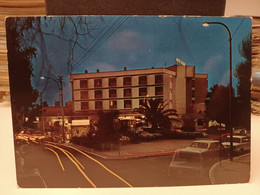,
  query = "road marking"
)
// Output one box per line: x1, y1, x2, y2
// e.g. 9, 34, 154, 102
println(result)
45, 143, 97, 188
47, 142, 133, 188
44, 147, 65, 171
64, 150, 85, 170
